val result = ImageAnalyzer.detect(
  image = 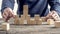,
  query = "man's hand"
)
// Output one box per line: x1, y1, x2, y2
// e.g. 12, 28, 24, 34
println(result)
46, 11, 60, 21
2, 8, 15, 22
